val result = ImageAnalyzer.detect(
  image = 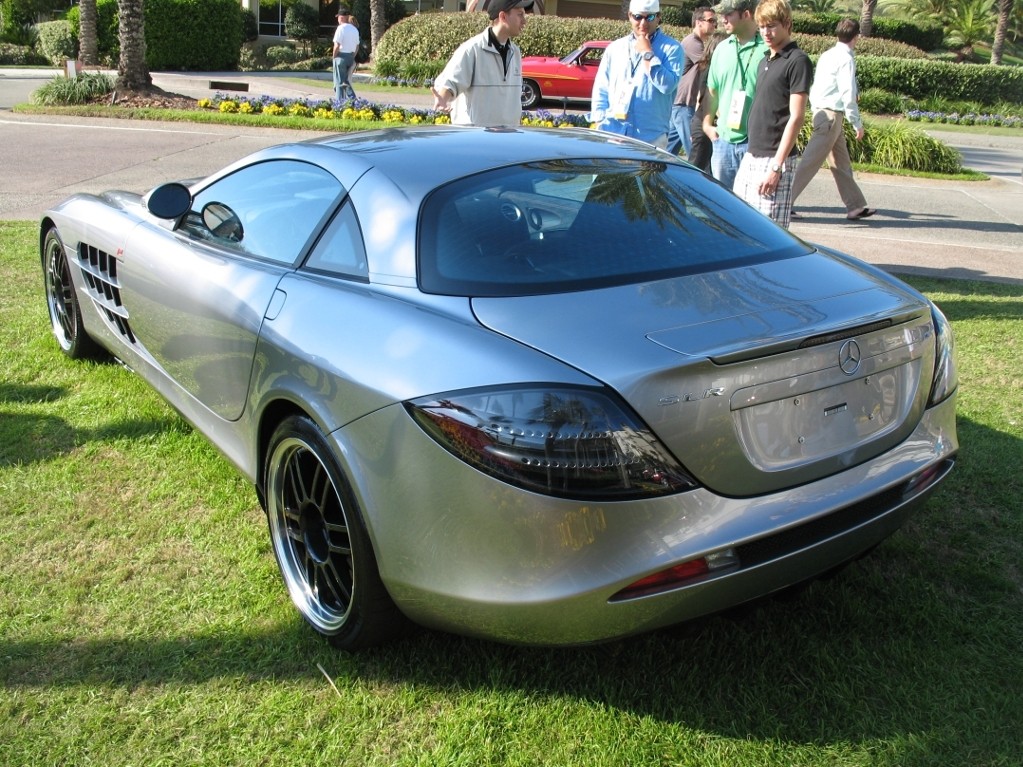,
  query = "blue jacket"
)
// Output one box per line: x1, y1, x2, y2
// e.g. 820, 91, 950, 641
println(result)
591, 28, 683, 145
